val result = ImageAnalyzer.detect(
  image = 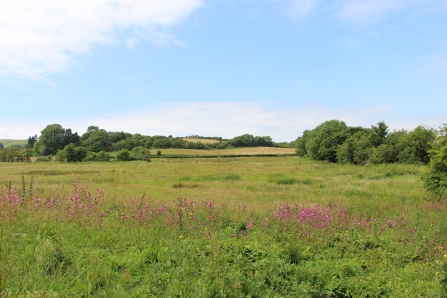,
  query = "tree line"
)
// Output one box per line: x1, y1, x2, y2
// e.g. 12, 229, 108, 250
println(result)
0, 124, 283, 162
295, 120, 435, 165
